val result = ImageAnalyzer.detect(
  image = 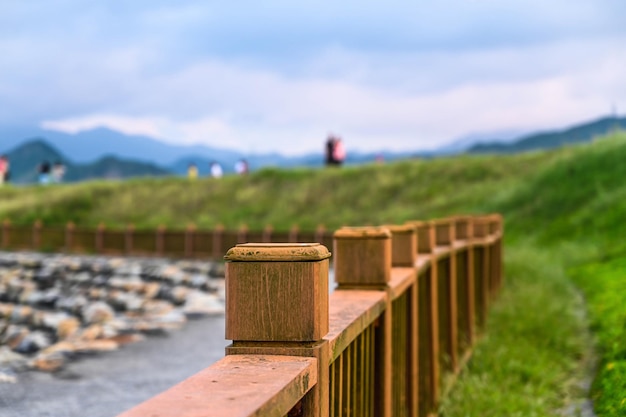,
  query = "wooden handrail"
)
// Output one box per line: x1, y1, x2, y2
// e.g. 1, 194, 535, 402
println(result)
117, 355, 317, 417
4, 214, 503, 417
